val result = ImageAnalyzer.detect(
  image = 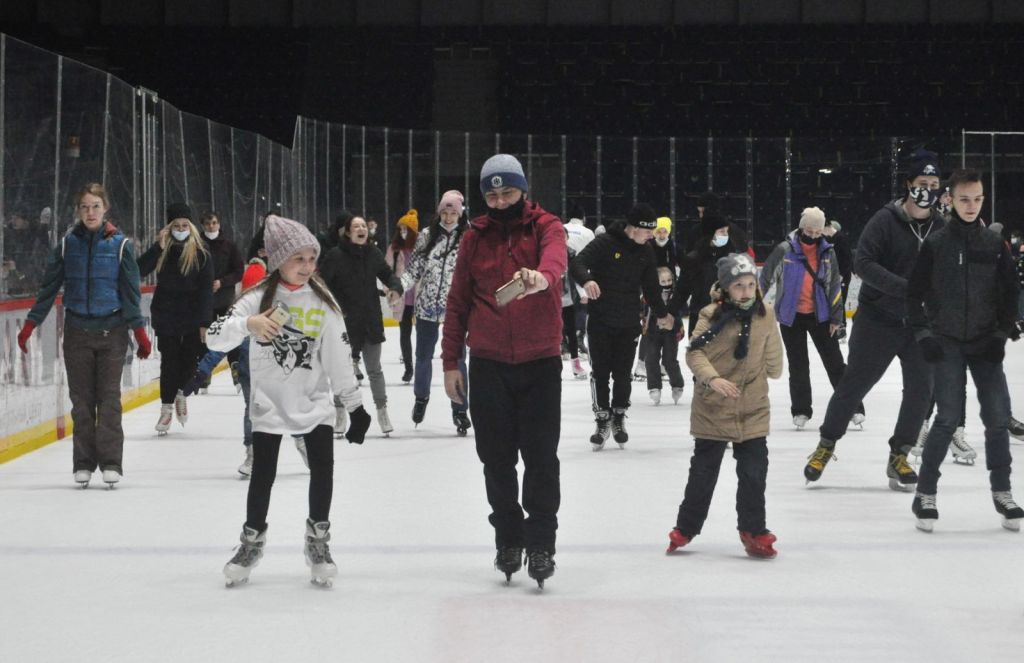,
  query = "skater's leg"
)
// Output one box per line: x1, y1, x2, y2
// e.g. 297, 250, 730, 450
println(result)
662, 332, 685, 389
63, 325, 99, 472
562, 306, 578, 358
733, 437, 769, 534
246, 432, 283, 531
413, 318, 438, 402
239, 343, 253, 447
967, 353, 1013, 492
399, 304, 414, 370
645, 334, 664, 392
587, 321, 613, 411
918, 340, 966, 495
893, 329, 936, 452
469, 357, 525, 549
808, 318, 865, 417
362, 342, 387, 407
157, 333, 184, 404
93, 325, 129, 473
610, 328, 639, 410
676, 439, 728, 536
516, 357, 562, 553
303, 425, 335, 522
780, 318, 812, 418
177, 330, 204, 395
